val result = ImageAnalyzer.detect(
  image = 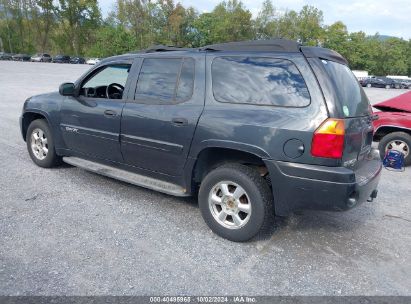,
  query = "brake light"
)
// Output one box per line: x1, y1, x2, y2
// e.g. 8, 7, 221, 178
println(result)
311, 118, 345, 159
